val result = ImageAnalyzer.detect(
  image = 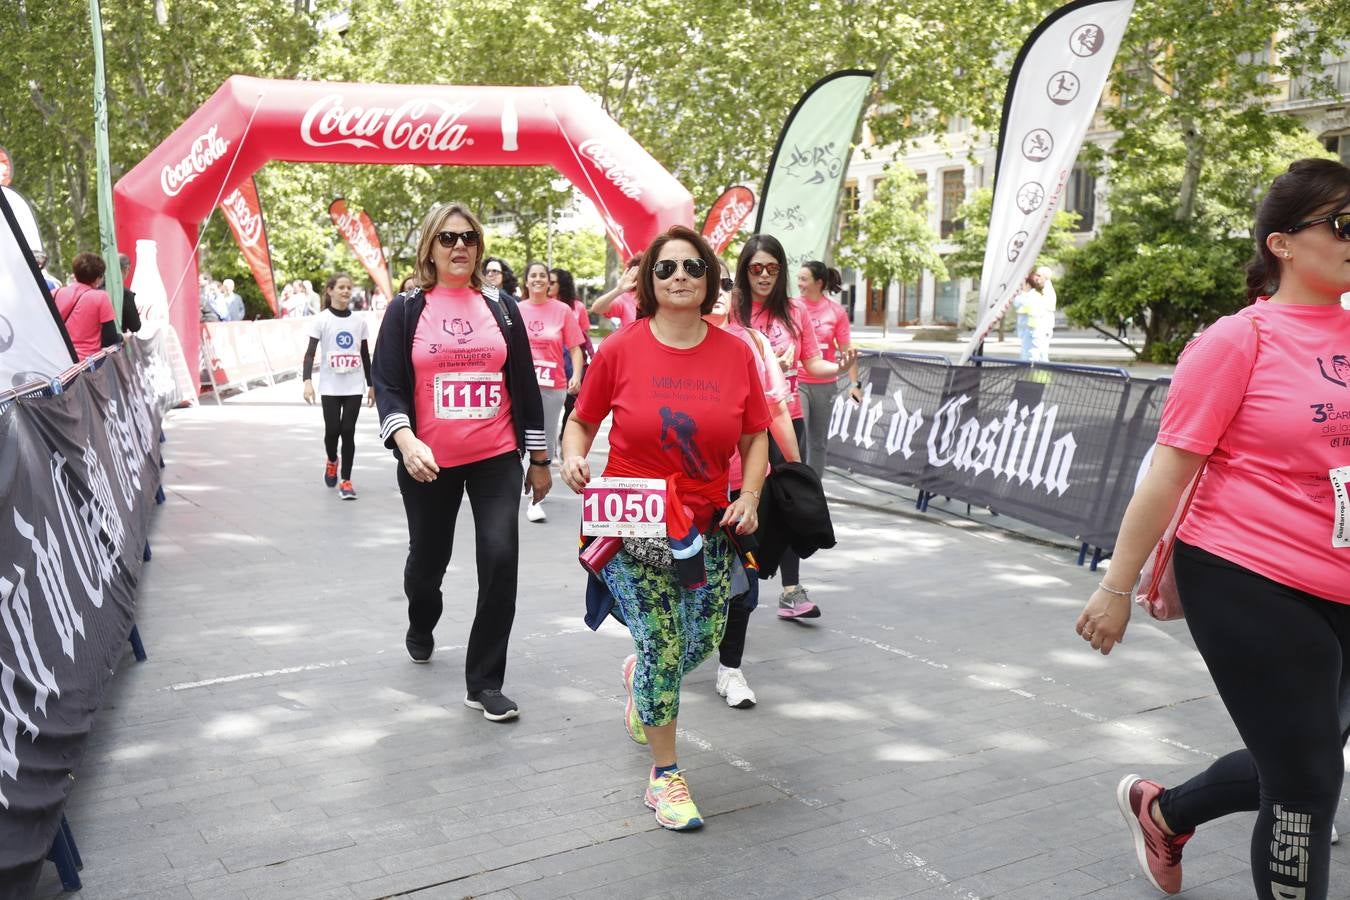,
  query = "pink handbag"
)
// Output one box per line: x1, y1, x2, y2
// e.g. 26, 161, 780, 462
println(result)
1134, 470, 1203, 621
